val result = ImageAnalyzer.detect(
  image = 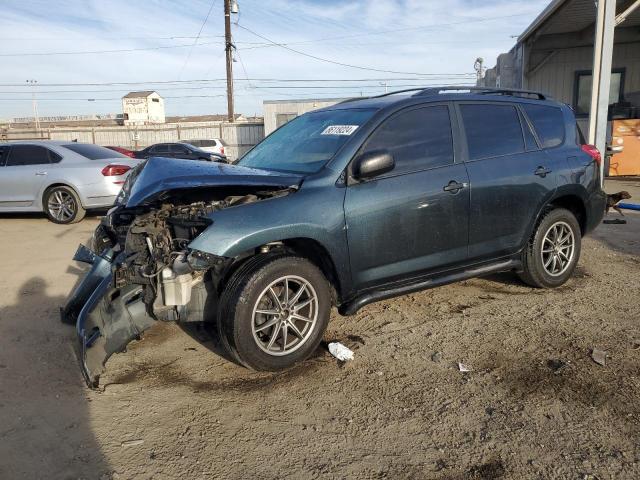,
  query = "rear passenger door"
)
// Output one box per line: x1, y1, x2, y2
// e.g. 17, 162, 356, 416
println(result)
0, 145, 58, 208
458, 102, 556, 260
345, 104, 470, 289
